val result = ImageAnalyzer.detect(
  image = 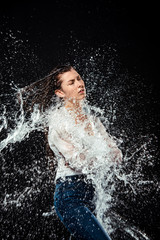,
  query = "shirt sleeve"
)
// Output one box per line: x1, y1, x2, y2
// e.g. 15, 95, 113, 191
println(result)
48, 126, 92, 172
95, 117, 123, 162
95, 117, 116, 146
